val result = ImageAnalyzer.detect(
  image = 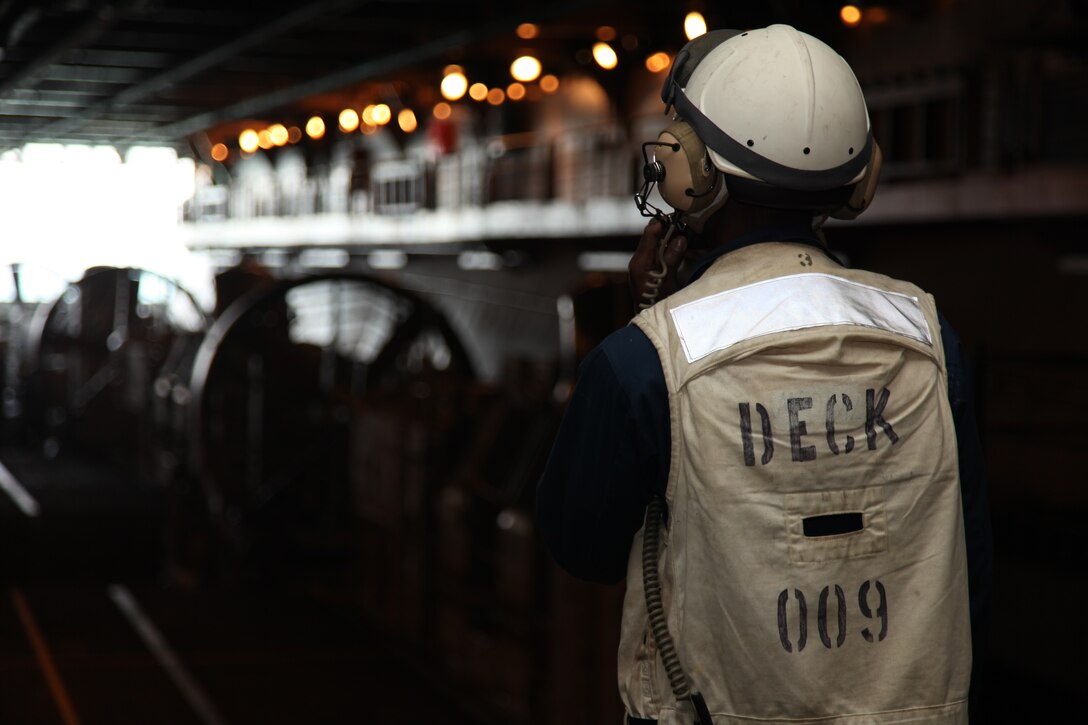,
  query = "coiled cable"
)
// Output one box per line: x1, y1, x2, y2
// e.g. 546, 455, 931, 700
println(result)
642, 496, 715, 724
638, 225, 675, 310
642, 496, 689, 698
635, 217, 713, 723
